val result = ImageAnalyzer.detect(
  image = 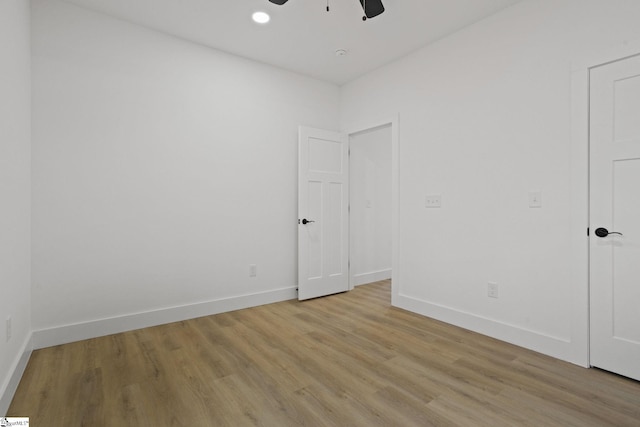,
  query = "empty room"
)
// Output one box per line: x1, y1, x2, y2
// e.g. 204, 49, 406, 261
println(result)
2, 0, 640, 425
